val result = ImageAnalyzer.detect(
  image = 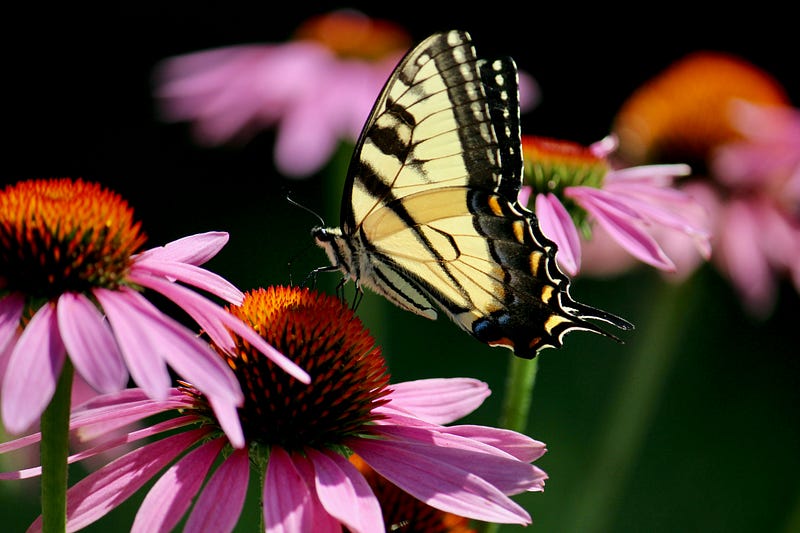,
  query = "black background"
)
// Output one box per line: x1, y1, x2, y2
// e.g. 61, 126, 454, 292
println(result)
2, 4, 799, 532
